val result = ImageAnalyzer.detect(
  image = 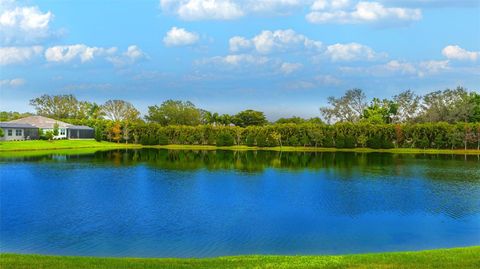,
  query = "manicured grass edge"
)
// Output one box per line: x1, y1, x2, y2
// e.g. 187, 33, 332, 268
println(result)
1, 140, 480, 155
1, 246, 479, 269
